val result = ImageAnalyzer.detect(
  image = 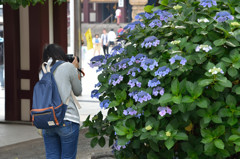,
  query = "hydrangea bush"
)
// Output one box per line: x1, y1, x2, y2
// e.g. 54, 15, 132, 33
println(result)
84, 0, 240, 158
